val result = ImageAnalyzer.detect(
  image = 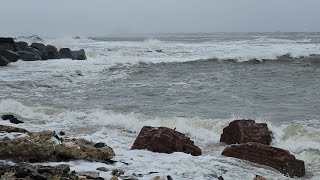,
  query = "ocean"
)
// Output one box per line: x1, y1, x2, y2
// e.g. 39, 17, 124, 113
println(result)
1, 32, 320, 179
